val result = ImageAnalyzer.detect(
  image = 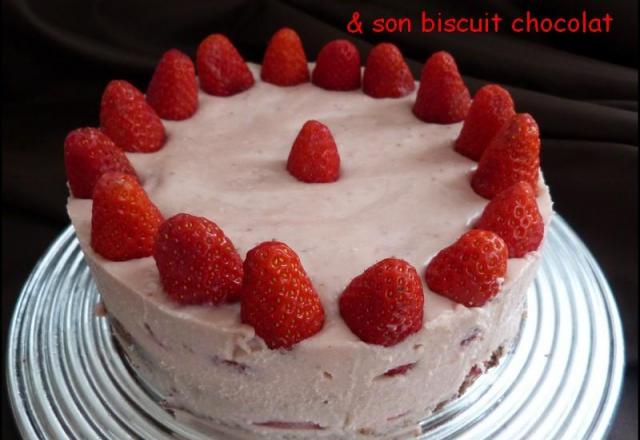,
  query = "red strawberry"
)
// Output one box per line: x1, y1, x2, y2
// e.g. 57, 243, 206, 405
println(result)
100, 80, 165, 152
455, 85, 515, 161
471, 113, 540, 199
196, 34, 255, 96
339, 258, 424, 347
261, 28, 309, 86
241, 241, 324, 349
384, 363, 416, 377
64, 127, 137, 198
475, 182, 544, 257
362, 43, 415, 98
146, 49, 198, 120
425, 230, 508, 307
91, 172, 163, 261
413, 51, 471, 123
287, 120, 340, 183
312, 39, 361, 91
154, 213, 243, 305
